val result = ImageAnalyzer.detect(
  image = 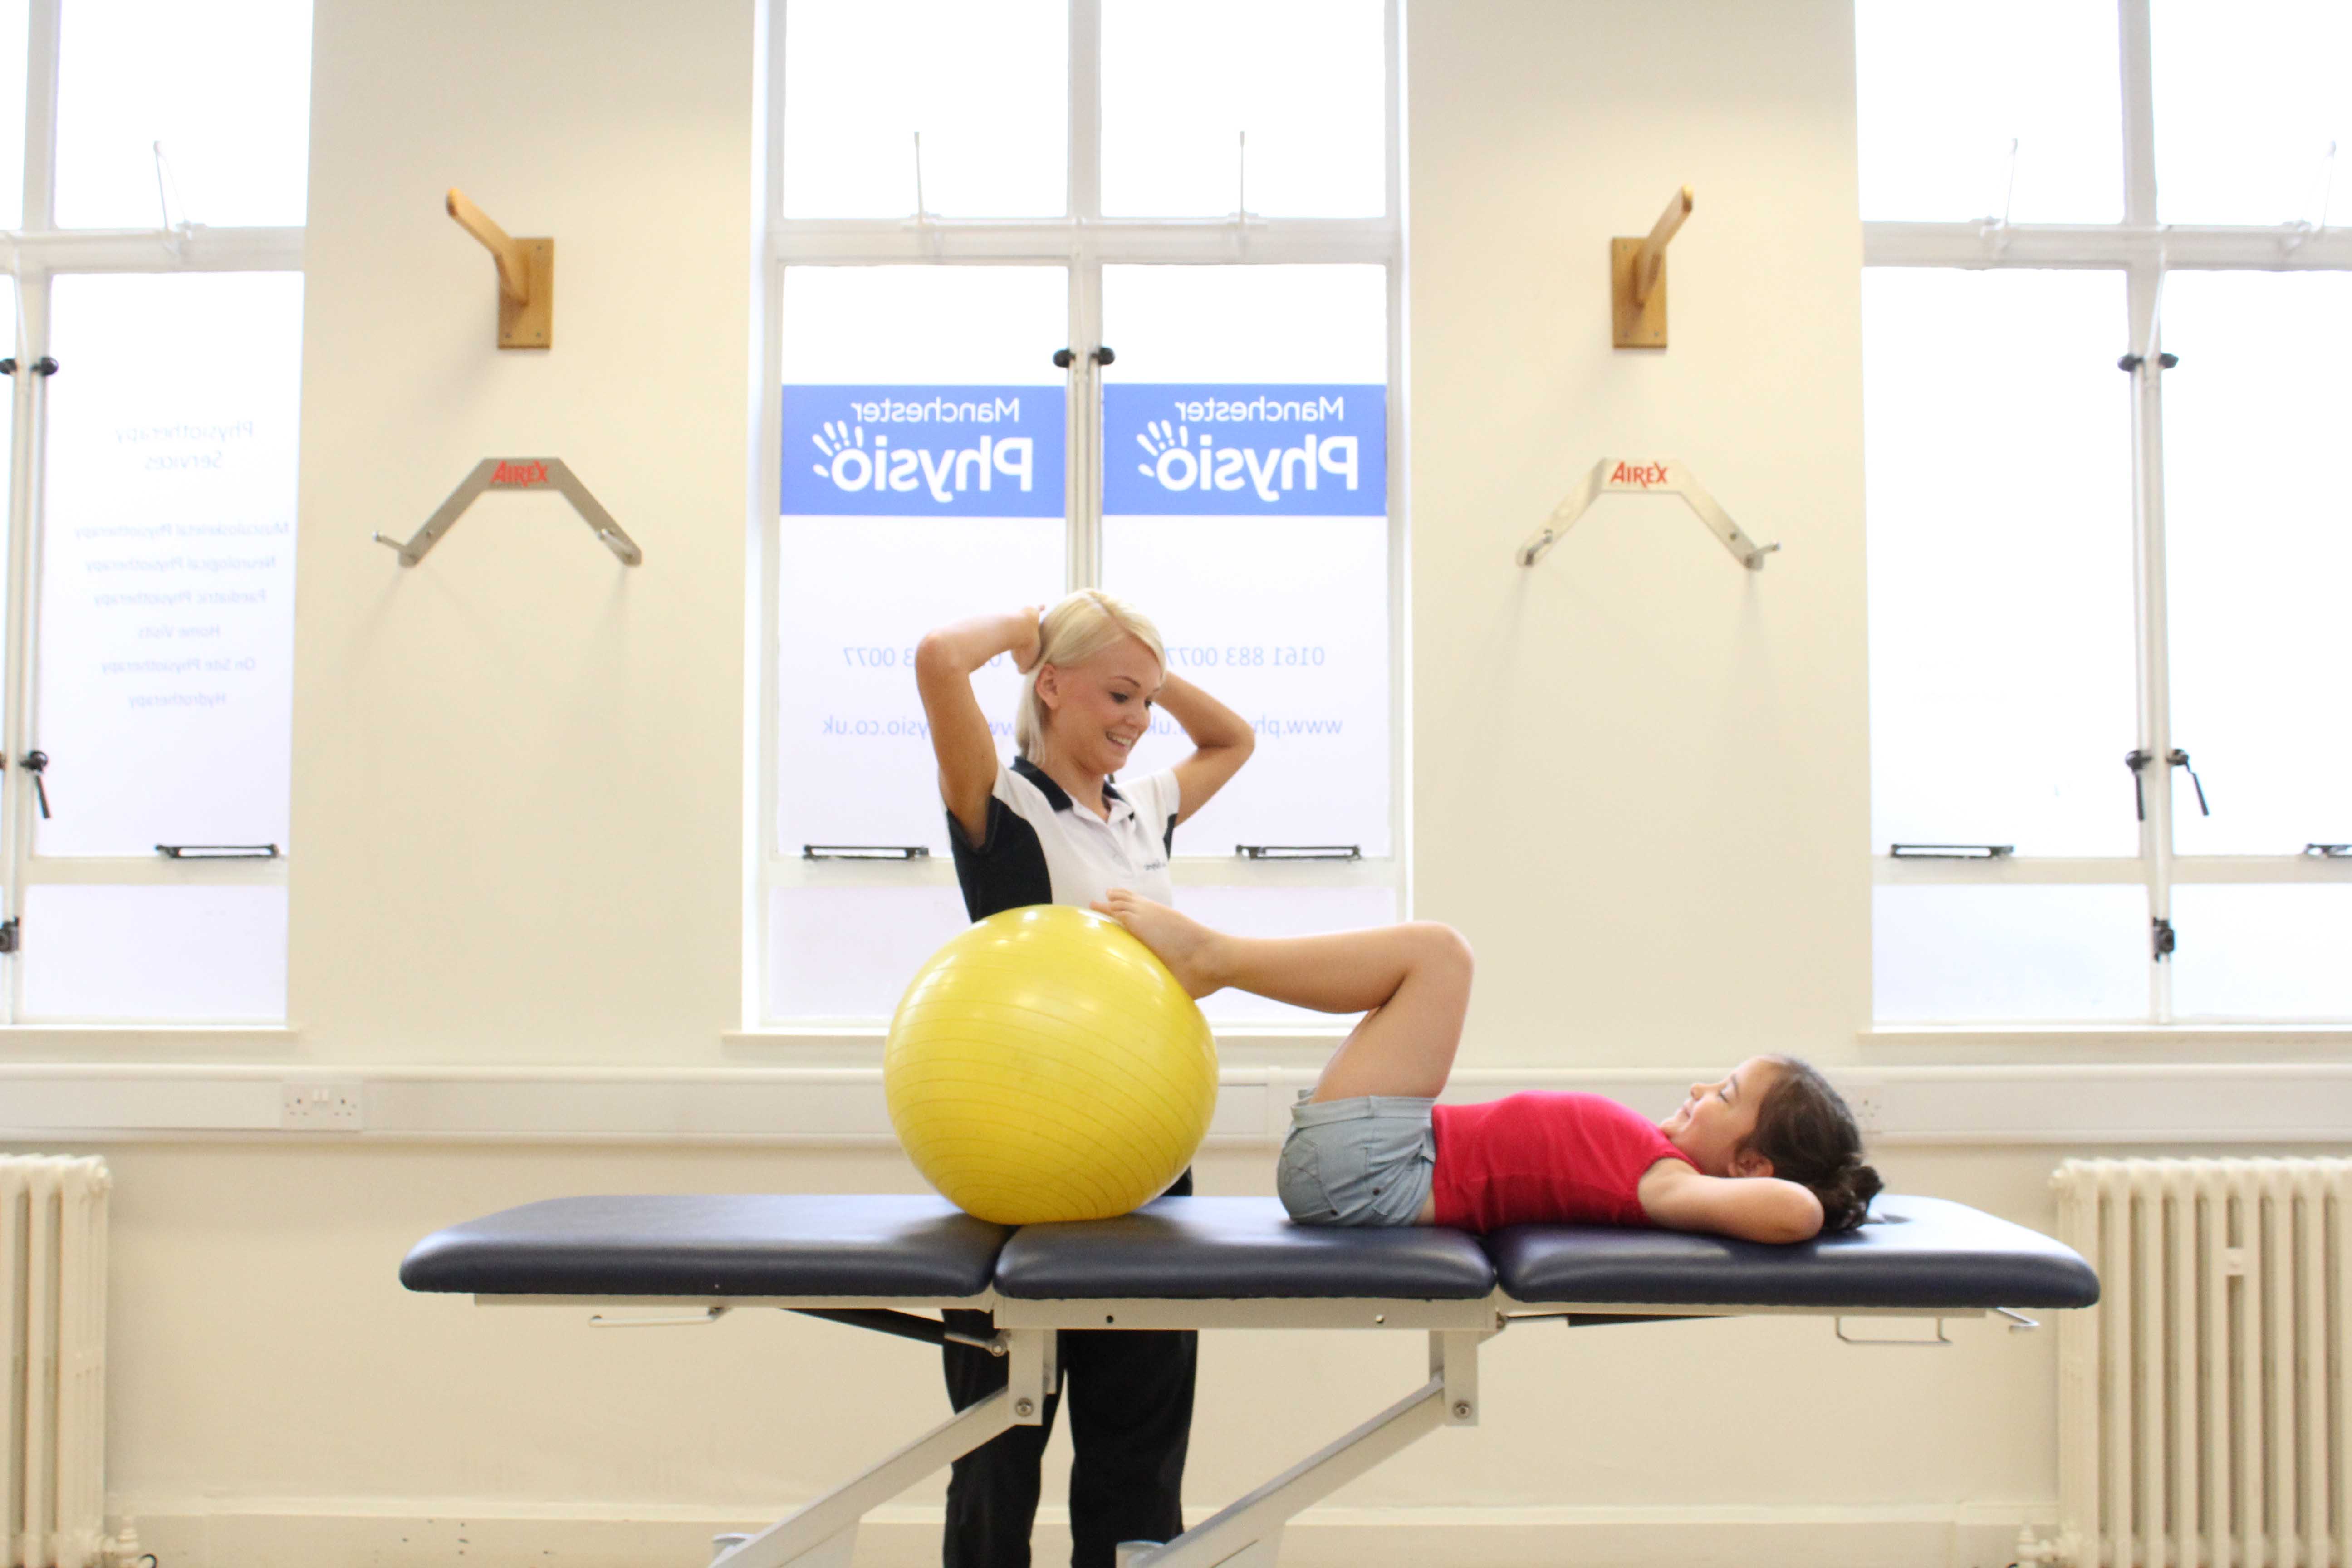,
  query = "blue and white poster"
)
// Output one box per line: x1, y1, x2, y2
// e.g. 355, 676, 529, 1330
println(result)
1103, 384, 1386, 516
782, 384, 1065, 517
